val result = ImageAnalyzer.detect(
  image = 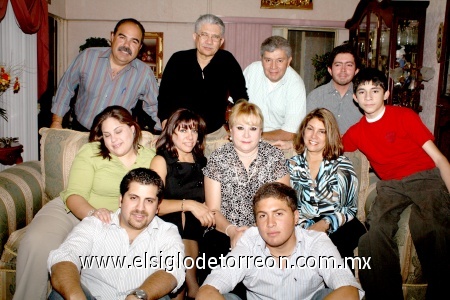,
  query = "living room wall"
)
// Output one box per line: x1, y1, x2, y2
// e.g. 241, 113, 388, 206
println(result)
49, 0, 358, 72
48, 0, 448, 132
